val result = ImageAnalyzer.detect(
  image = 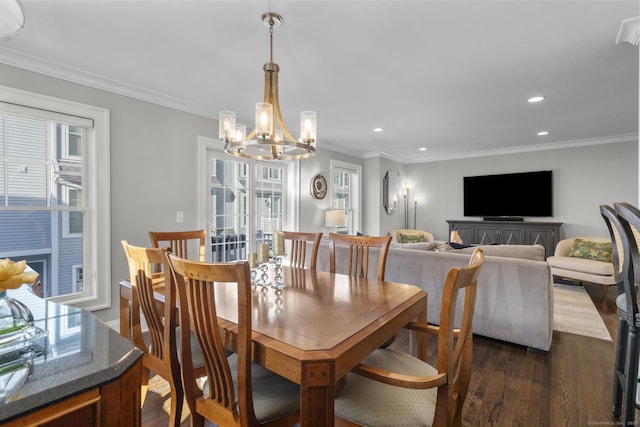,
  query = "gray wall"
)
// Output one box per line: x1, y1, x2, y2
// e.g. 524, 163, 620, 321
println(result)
401, 141, 638, 241
1, 62, 638, 326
